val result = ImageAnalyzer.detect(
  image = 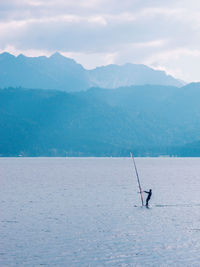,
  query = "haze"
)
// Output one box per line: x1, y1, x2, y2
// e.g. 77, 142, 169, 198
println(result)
1, 0, 200, 82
